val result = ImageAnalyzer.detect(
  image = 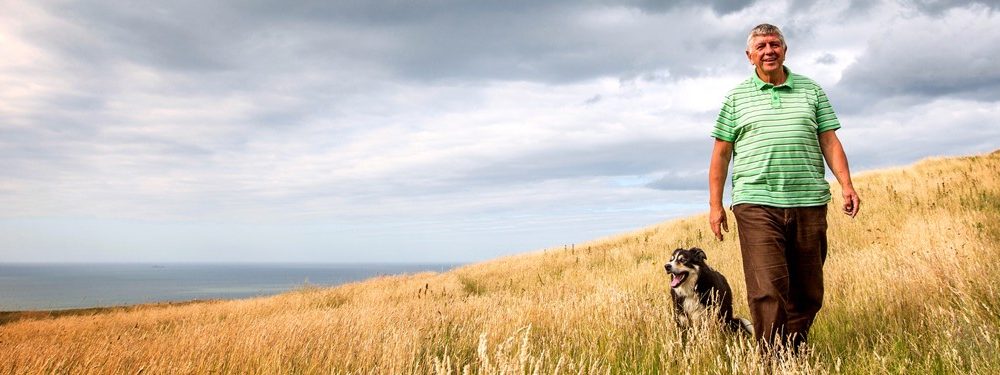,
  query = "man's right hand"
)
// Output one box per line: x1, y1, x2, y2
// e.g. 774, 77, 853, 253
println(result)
710, 205, 729, 241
